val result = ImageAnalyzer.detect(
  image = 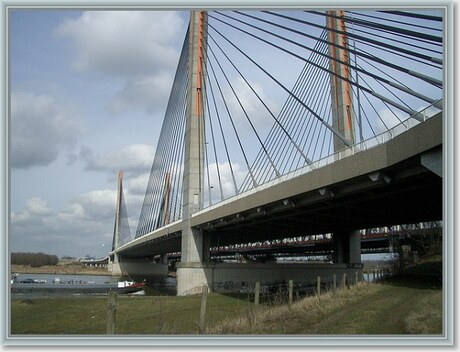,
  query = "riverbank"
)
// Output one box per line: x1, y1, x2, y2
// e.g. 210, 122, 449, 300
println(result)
11, 264, 109, 276
10, 281, 442, 335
